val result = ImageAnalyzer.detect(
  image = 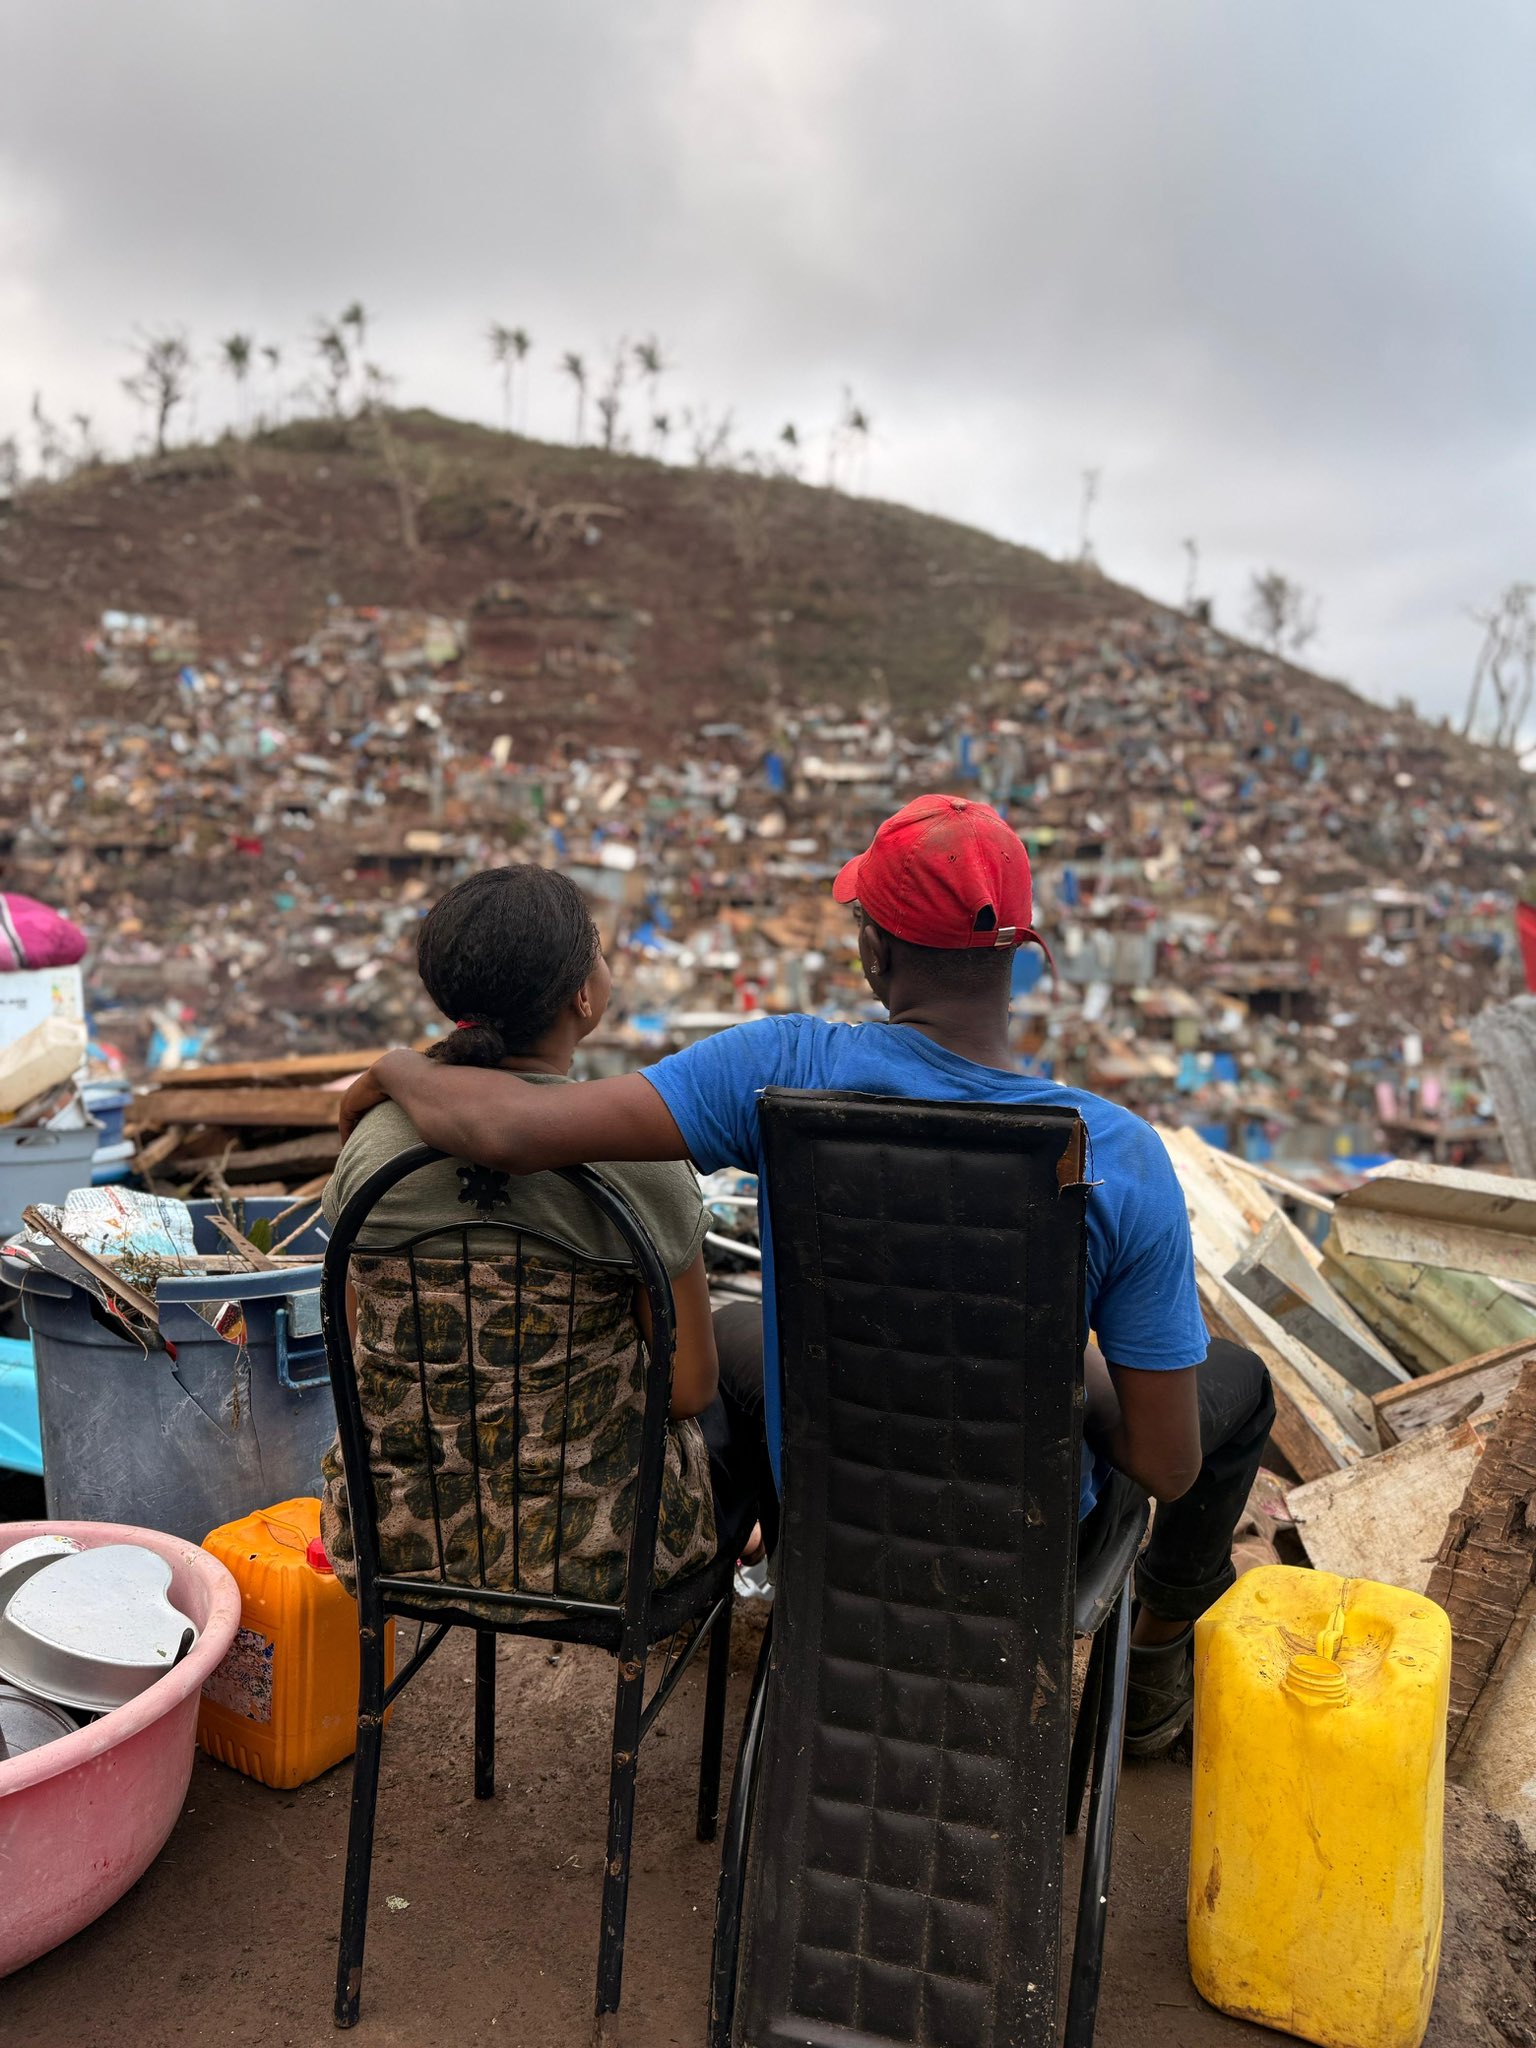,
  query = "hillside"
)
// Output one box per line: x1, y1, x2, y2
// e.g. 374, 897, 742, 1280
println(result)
0, 407, 1463, 744
0, 410, 1529, 1112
